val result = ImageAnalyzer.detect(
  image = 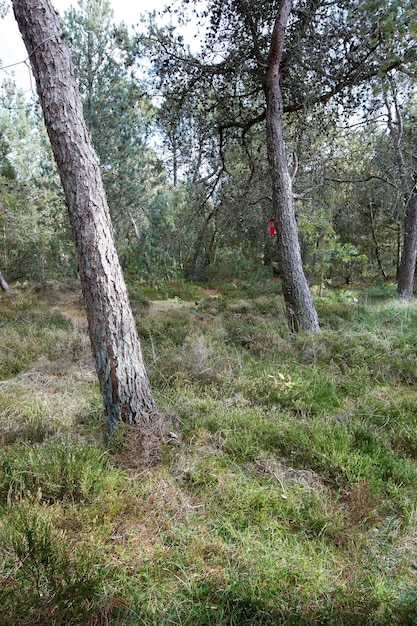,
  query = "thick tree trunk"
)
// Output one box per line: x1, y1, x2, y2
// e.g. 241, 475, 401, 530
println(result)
397, 192, 417, 299
0, 270, 12, 294
265, 0, 320, 334
12, 0, 156, 433
397, 133, 417, 300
